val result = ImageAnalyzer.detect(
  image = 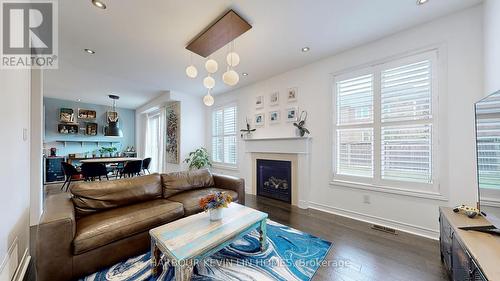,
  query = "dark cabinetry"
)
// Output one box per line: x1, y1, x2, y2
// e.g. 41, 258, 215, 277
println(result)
439, 208, 492, 281
45, 157, 65, 183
